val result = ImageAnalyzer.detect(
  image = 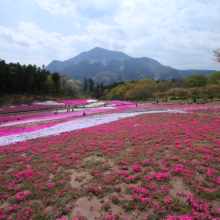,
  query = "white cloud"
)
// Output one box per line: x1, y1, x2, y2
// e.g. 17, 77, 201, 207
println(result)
0, 21, 93, 66
74, 0, 120, 18
72, 22, 81, 28
35, 0, 77, 16
111, 0, 220, 69
0, 0, 220, 70
87, 22, 127, 41
36, 0, 120, 18
176, 1, 220, 31
0, 26, 34, 47
86, 22, 128, 52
